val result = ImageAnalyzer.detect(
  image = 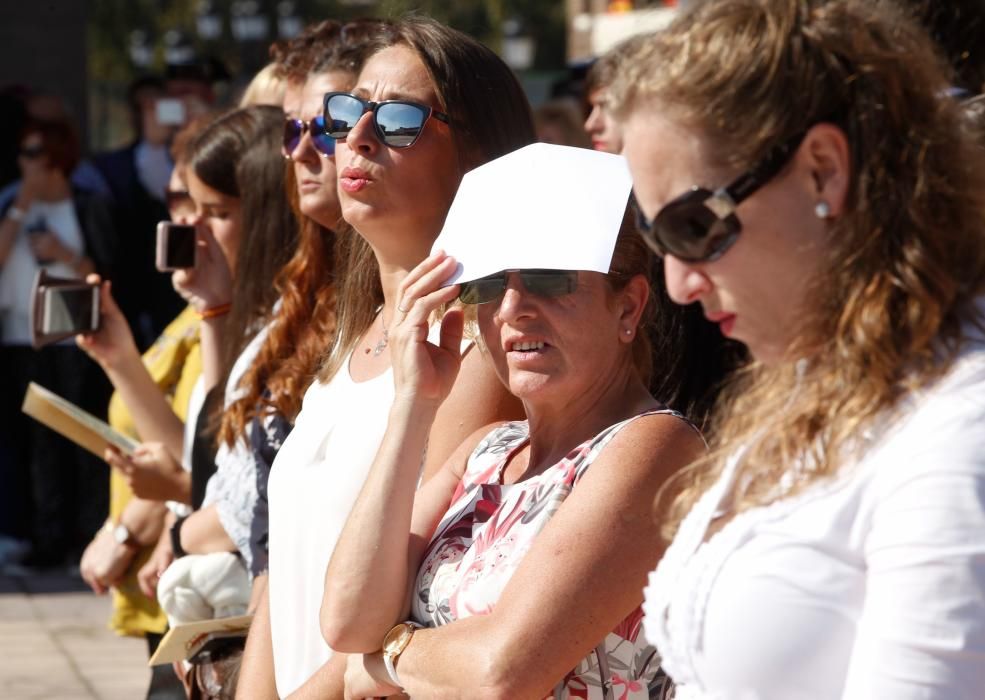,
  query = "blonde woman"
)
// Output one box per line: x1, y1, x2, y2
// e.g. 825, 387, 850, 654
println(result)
614, 1, 985, 698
